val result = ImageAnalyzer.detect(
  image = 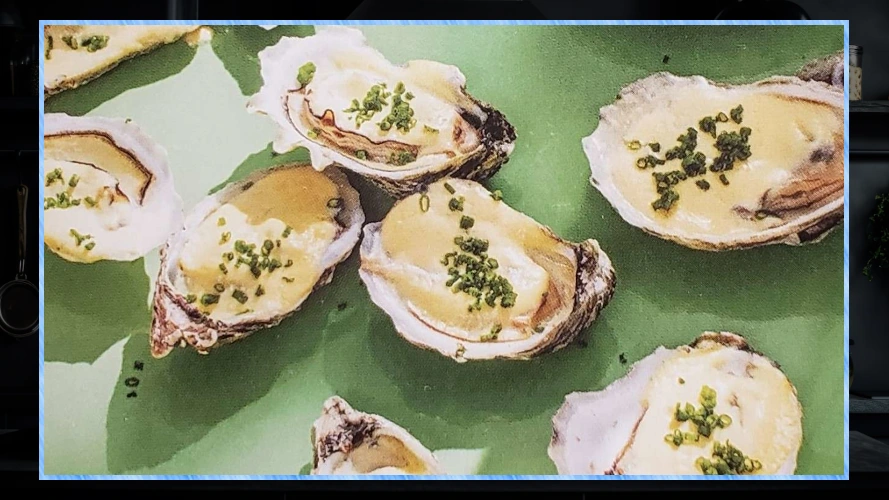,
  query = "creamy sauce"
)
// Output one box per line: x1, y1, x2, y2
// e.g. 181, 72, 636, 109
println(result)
612, 90, 843, 238
176, 167, 341, 322
374, 181, 575, 341
616, 346, 802, 475
332, 435, 431, 475
43, 159, 139, 262
44, 26, 195, 89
